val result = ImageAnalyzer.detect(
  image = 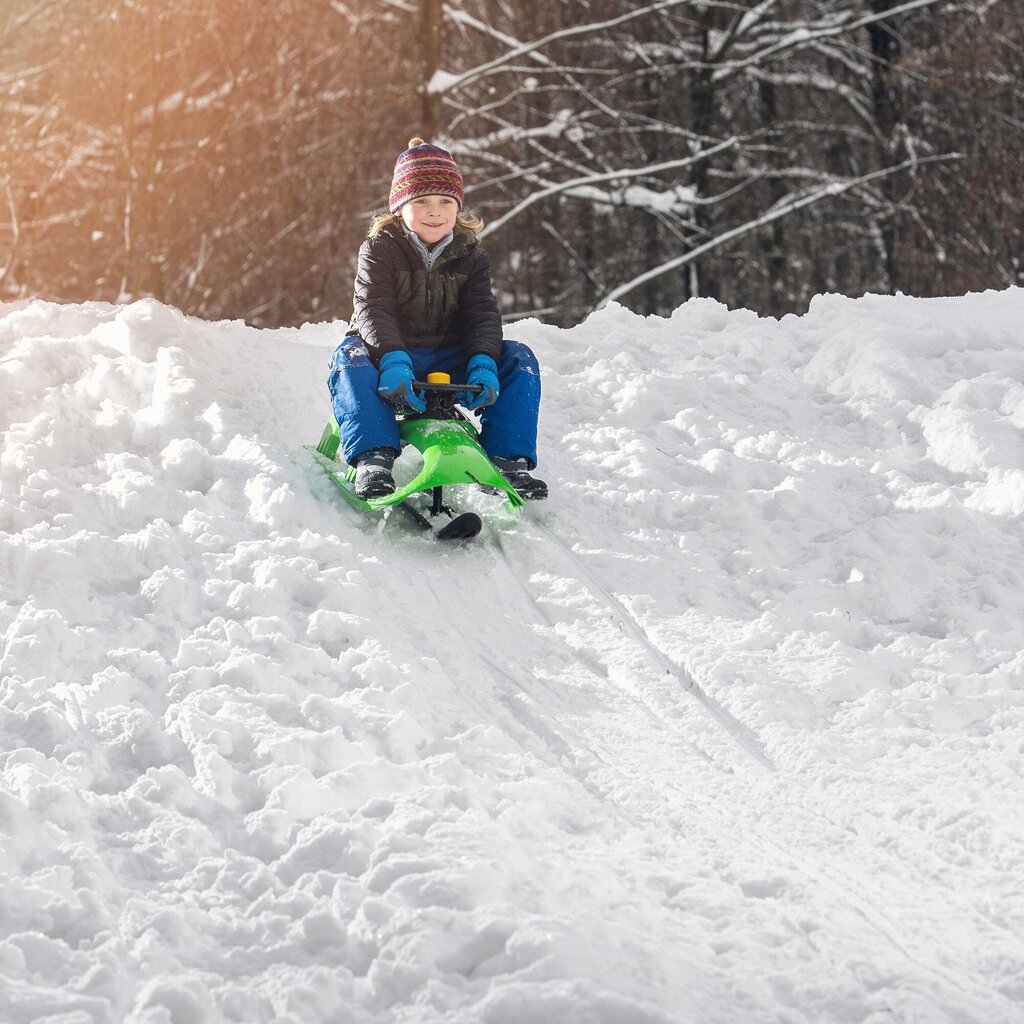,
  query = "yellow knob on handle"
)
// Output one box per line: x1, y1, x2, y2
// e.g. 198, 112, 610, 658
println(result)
427, 372, 451, 384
